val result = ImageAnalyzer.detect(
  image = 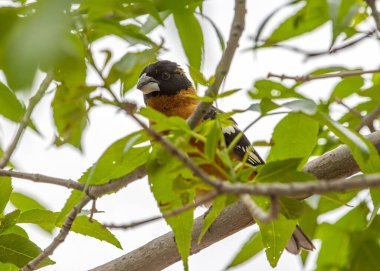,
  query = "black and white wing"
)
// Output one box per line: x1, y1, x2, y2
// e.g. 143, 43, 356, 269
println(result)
203, 106, 264, 166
